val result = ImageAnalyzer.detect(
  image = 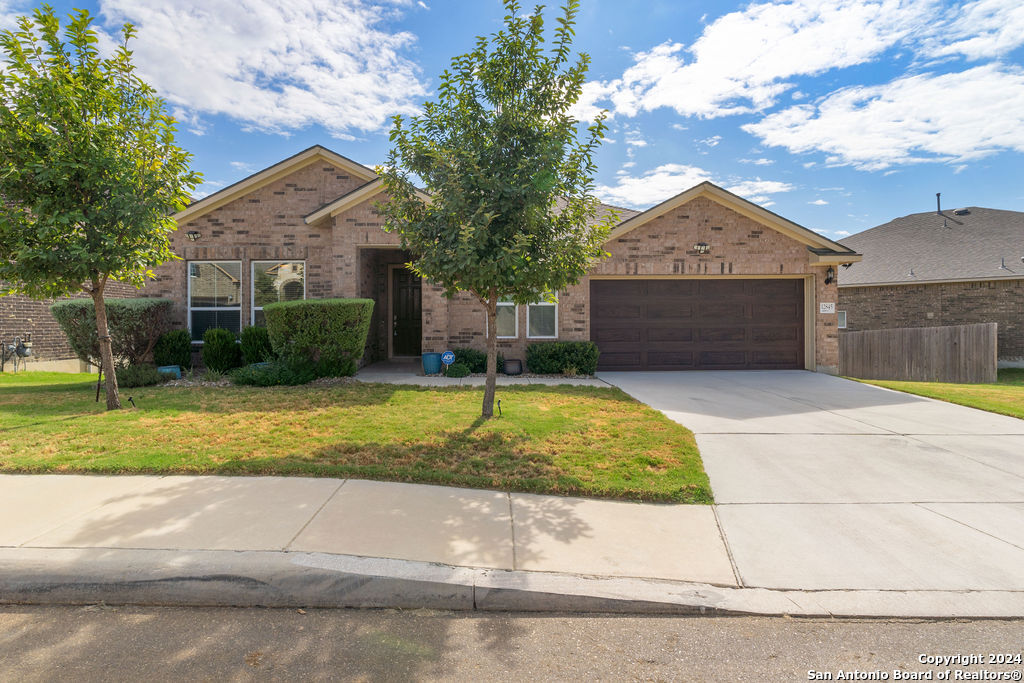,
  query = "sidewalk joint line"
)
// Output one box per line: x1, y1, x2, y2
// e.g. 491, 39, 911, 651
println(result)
283, 479, 348, 551
913, 502, 1024, 553
712, 504, 743, 588
507, 492, 517, 571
